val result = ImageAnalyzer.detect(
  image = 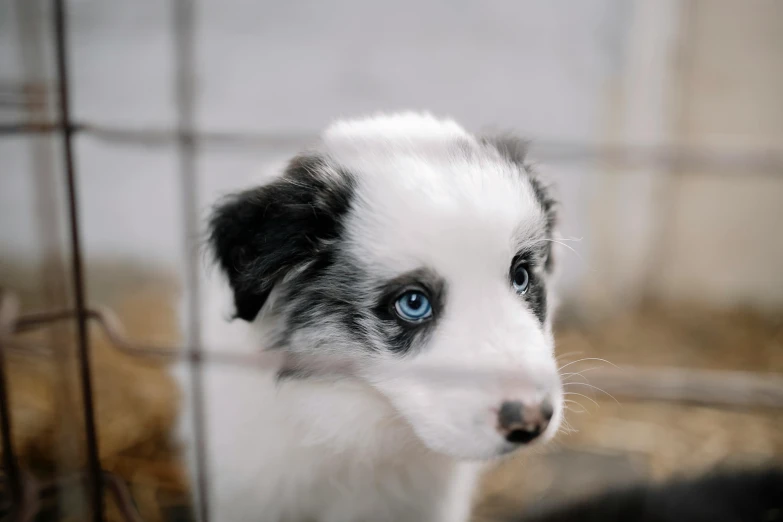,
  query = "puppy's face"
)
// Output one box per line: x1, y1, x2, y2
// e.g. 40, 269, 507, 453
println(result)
210, 114, 562, 459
